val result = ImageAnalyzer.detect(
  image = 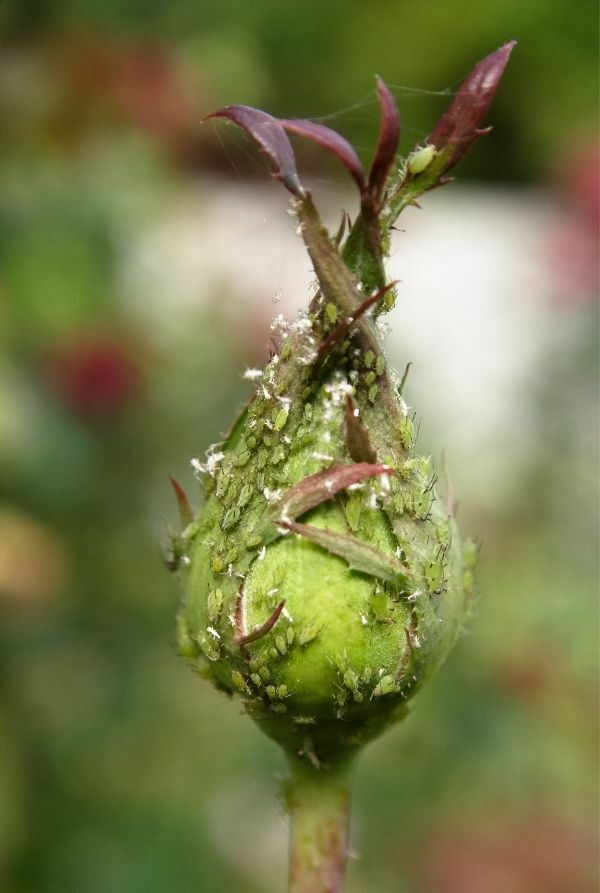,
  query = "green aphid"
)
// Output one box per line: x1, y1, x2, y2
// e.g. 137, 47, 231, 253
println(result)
343, 669, 360, 692
231, 670, 248, 693
408, 144, 436, 175
249, 655, 263, 672
272, 444, 286, 464
274, 407, 289, 431
221, 507, 240, 530
463, 540, 478, 569
325, 303, 338, 324
370, 589, 389, 621
215, 473, 229, 500
238, 484, 253, 508
436, 518, 451, 547
197, 630, 219, 662
298, 624, 319, 646
399, 417, 414, 450
344, 494, 363, 532
425, 560, 445, 593
207, 588, 223, 621
415, 491, 431, 519
372, 675, 398, 698
334, 651, 348, 673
